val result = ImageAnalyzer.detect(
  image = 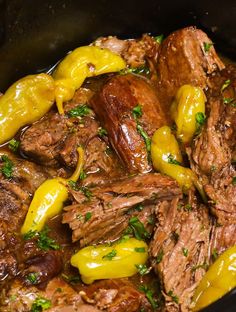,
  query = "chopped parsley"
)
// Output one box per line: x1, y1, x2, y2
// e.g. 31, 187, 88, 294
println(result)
203, 42, 214, 53
8, 138, 20, 152
212, 248, 219, 261
1, 155, 14, 178
167, 290, 179, 304
223, 97, 236, 107
155, 34, 164, 44
23, 227, 60, 251
156, 249, 164, 264
79, 170, 87, 180
120, 65, 150, 76
31, 297, 51, 312
132, 104, 143, 119
80, 186, 93, 200
61, 273, 81, 284
25, 272, 39, 285
68, 180, 79, 191
67, 104, 91, 118
184, 203, 192, 212
128, 216, 151, 240
135, 264, 150, 276
221, 79, 231, 93
139, 285, 159, 310
211, 165, 217, 172
137, 124, 151, 152
232, 176, 236, 185
102, 249, 117, 260
98, 127, 108, 138
191, 262, 209, 272
134, 247, 146, 253
195, 112, 206, 125
167, 154, 181, 165
84, 211, 92, 222
182, 247, 188, 257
